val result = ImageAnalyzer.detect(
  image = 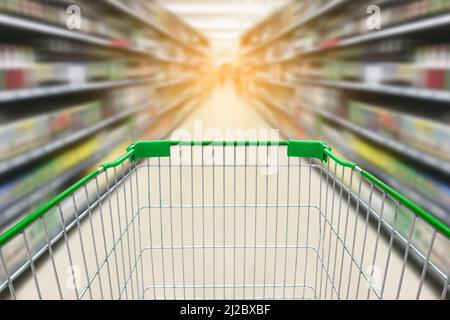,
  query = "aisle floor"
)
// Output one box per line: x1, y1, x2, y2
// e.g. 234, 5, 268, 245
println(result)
11, 85, 438, 300
171, 84, 274, 139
